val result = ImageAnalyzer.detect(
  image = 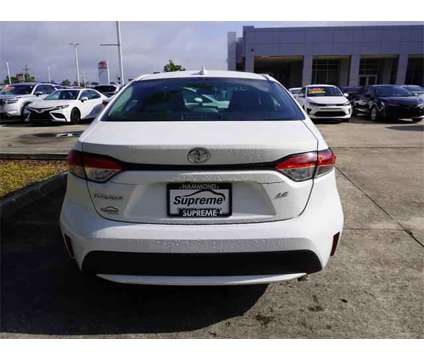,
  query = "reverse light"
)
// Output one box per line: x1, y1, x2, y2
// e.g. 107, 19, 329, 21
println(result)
276, 149, 336, 181
67, 150, 123, 183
